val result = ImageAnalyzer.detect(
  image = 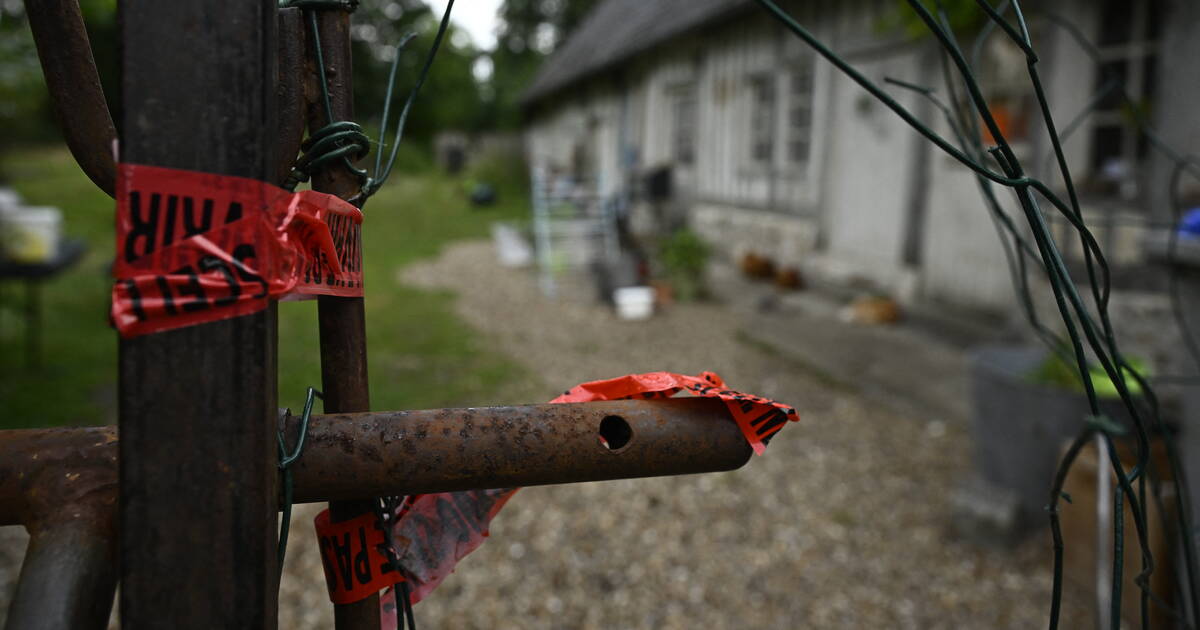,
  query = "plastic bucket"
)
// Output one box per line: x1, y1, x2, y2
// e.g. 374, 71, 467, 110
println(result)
614, 286, 655, 320
1, 206, 62, 263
